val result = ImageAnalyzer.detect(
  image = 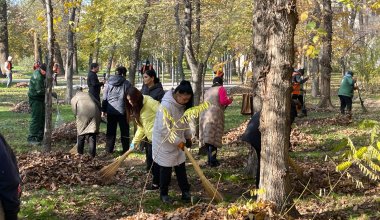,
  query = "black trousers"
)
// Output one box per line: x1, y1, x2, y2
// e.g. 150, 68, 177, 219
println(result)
145, 142, 160, 185
339, 95, 352, 114
252, 145, 261, 188
106, 114, 129, 153
205, 143, 218, 165
77, 133, 96, 157
159, 162, 190, 197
